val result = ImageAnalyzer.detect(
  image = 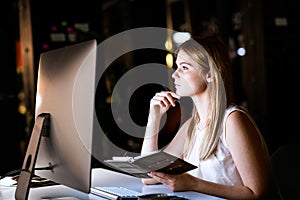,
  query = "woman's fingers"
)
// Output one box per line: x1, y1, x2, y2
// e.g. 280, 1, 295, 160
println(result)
152, 91, 180, 107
